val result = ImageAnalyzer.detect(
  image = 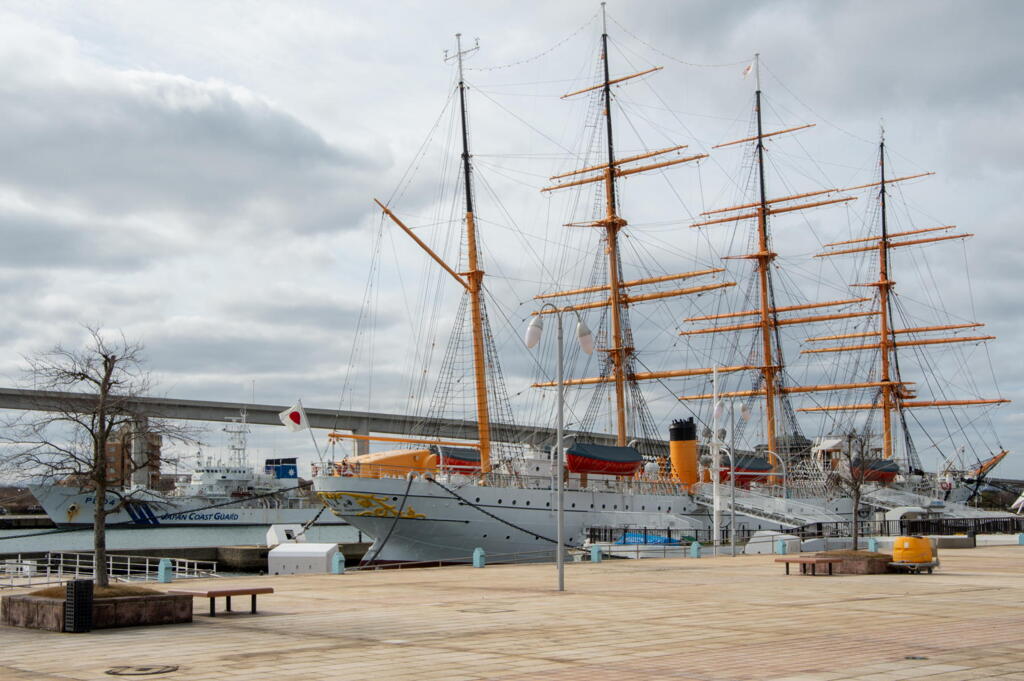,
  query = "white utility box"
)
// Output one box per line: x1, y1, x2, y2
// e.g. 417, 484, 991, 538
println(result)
266, 524, 306, 547
268, 542, 339, 575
